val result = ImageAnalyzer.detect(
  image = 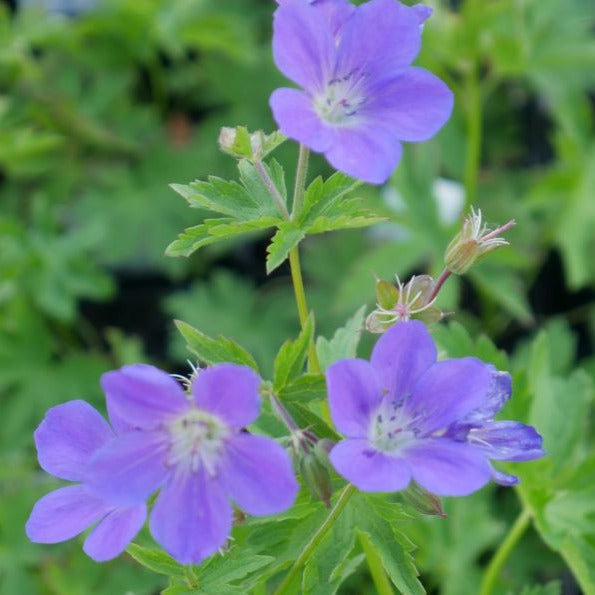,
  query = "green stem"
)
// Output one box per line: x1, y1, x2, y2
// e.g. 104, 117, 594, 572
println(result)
291, 144, 310, 219
463, 69, 482, 209
273, 484, 356, 595
289, 246, 321, 374
359, 532, 394, 595
479, 509, 531, 595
